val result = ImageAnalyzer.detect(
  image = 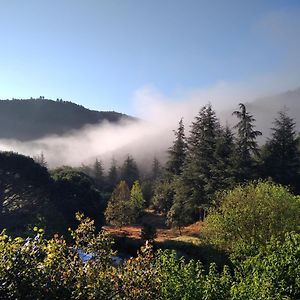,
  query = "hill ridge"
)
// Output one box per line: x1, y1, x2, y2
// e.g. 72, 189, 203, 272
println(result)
0, 98, 133, 141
